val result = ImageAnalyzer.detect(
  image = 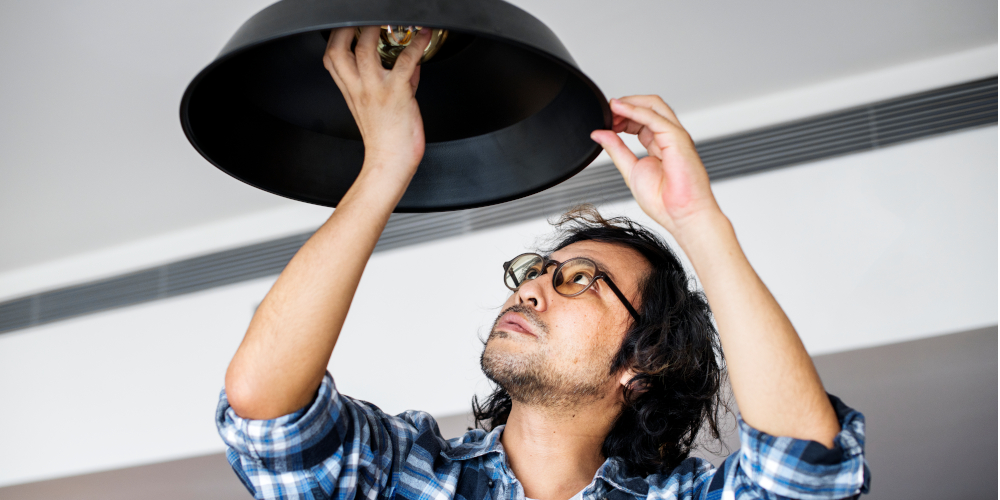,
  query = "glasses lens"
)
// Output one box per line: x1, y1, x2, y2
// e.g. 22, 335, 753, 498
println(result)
504, 254, 545, 290
553, 258, 597, 296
